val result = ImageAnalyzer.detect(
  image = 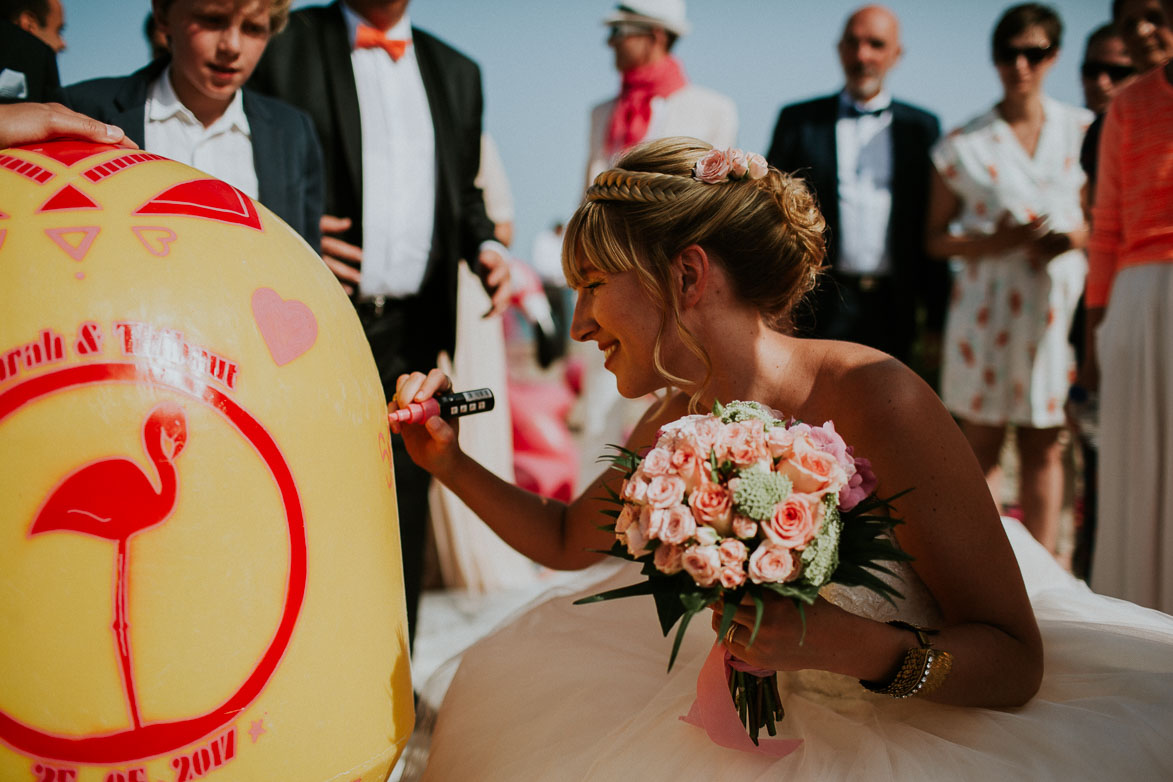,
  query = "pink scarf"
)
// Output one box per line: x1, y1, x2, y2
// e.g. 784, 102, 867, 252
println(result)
605, 55, 688, 157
